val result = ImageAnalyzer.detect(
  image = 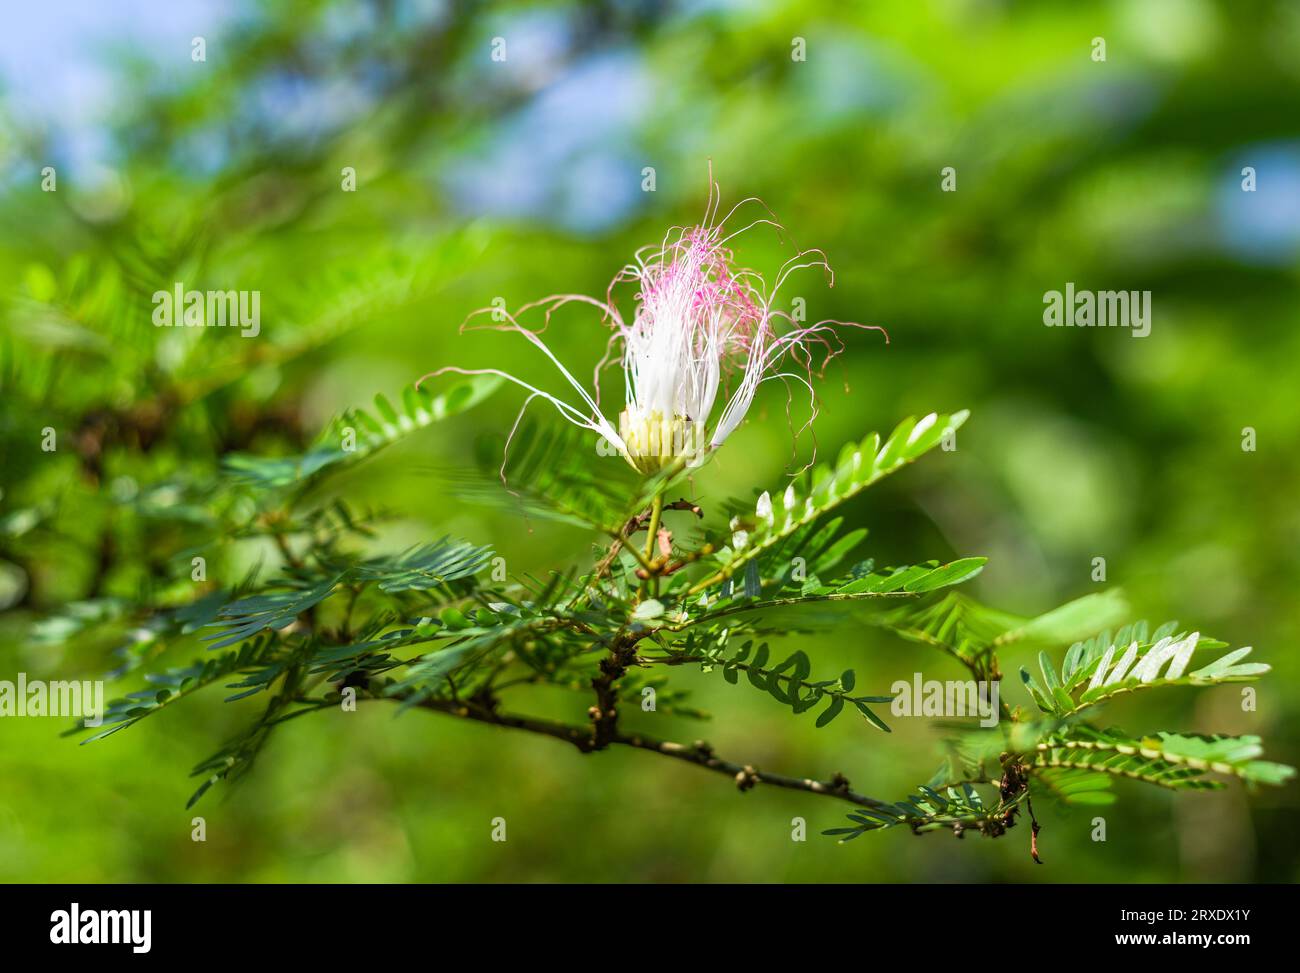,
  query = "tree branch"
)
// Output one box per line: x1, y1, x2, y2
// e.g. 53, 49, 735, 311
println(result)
610, 731, 895, 811
387, 693, 893, 811
408, 695, 598, 750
